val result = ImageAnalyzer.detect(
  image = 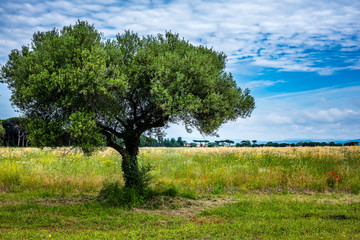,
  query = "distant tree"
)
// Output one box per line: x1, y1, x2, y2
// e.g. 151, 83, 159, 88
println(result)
0, 123, 5, 144
177, 137, 185, 147
0, 21, 255, 191
224, 139, 234, 146
139, 135, 156, 147
252, 140, 257, 147
170, 138, 177, 147
207, 142, 215, 147
214, 140, 231, 146
266, 142, 279, 147
344, 142, 359, 146
279, 143, 289, 147
241, 140, 251, 147
1, 118, 28, 147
